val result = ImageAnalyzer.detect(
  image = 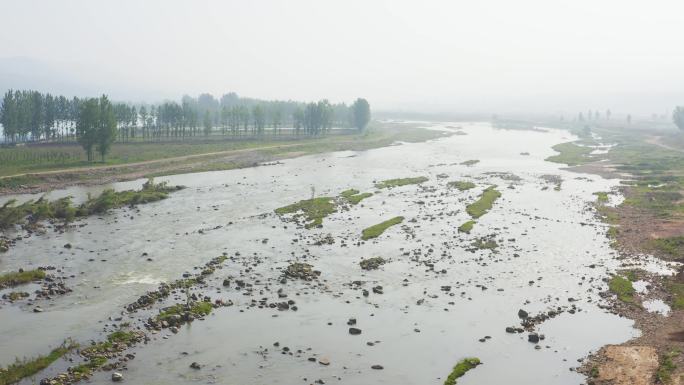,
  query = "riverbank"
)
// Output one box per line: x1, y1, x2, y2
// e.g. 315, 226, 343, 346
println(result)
0, 121, 451, 196
543, 121, 684, 385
